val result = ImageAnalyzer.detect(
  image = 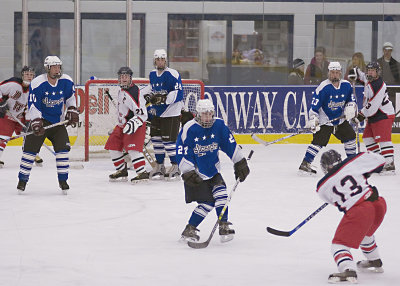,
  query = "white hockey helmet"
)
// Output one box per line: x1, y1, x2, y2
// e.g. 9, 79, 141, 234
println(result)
328, 61, 342, 71
195, 99, 215, 128
44, 56, 62, 72
154, 49, 167, 60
